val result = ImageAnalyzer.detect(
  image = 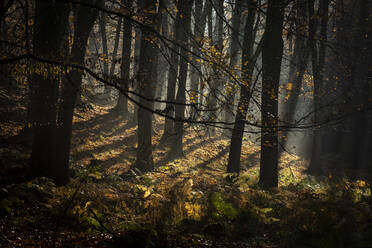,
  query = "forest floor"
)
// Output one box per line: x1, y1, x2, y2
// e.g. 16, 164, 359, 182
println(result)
1, 91, 372, 247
